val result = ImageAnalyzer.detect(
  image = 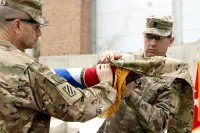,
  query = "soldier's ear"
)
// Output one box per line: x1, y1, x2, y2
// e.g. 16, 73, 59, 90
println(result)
168, 37, 174, 47
12, 19, 21, 34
